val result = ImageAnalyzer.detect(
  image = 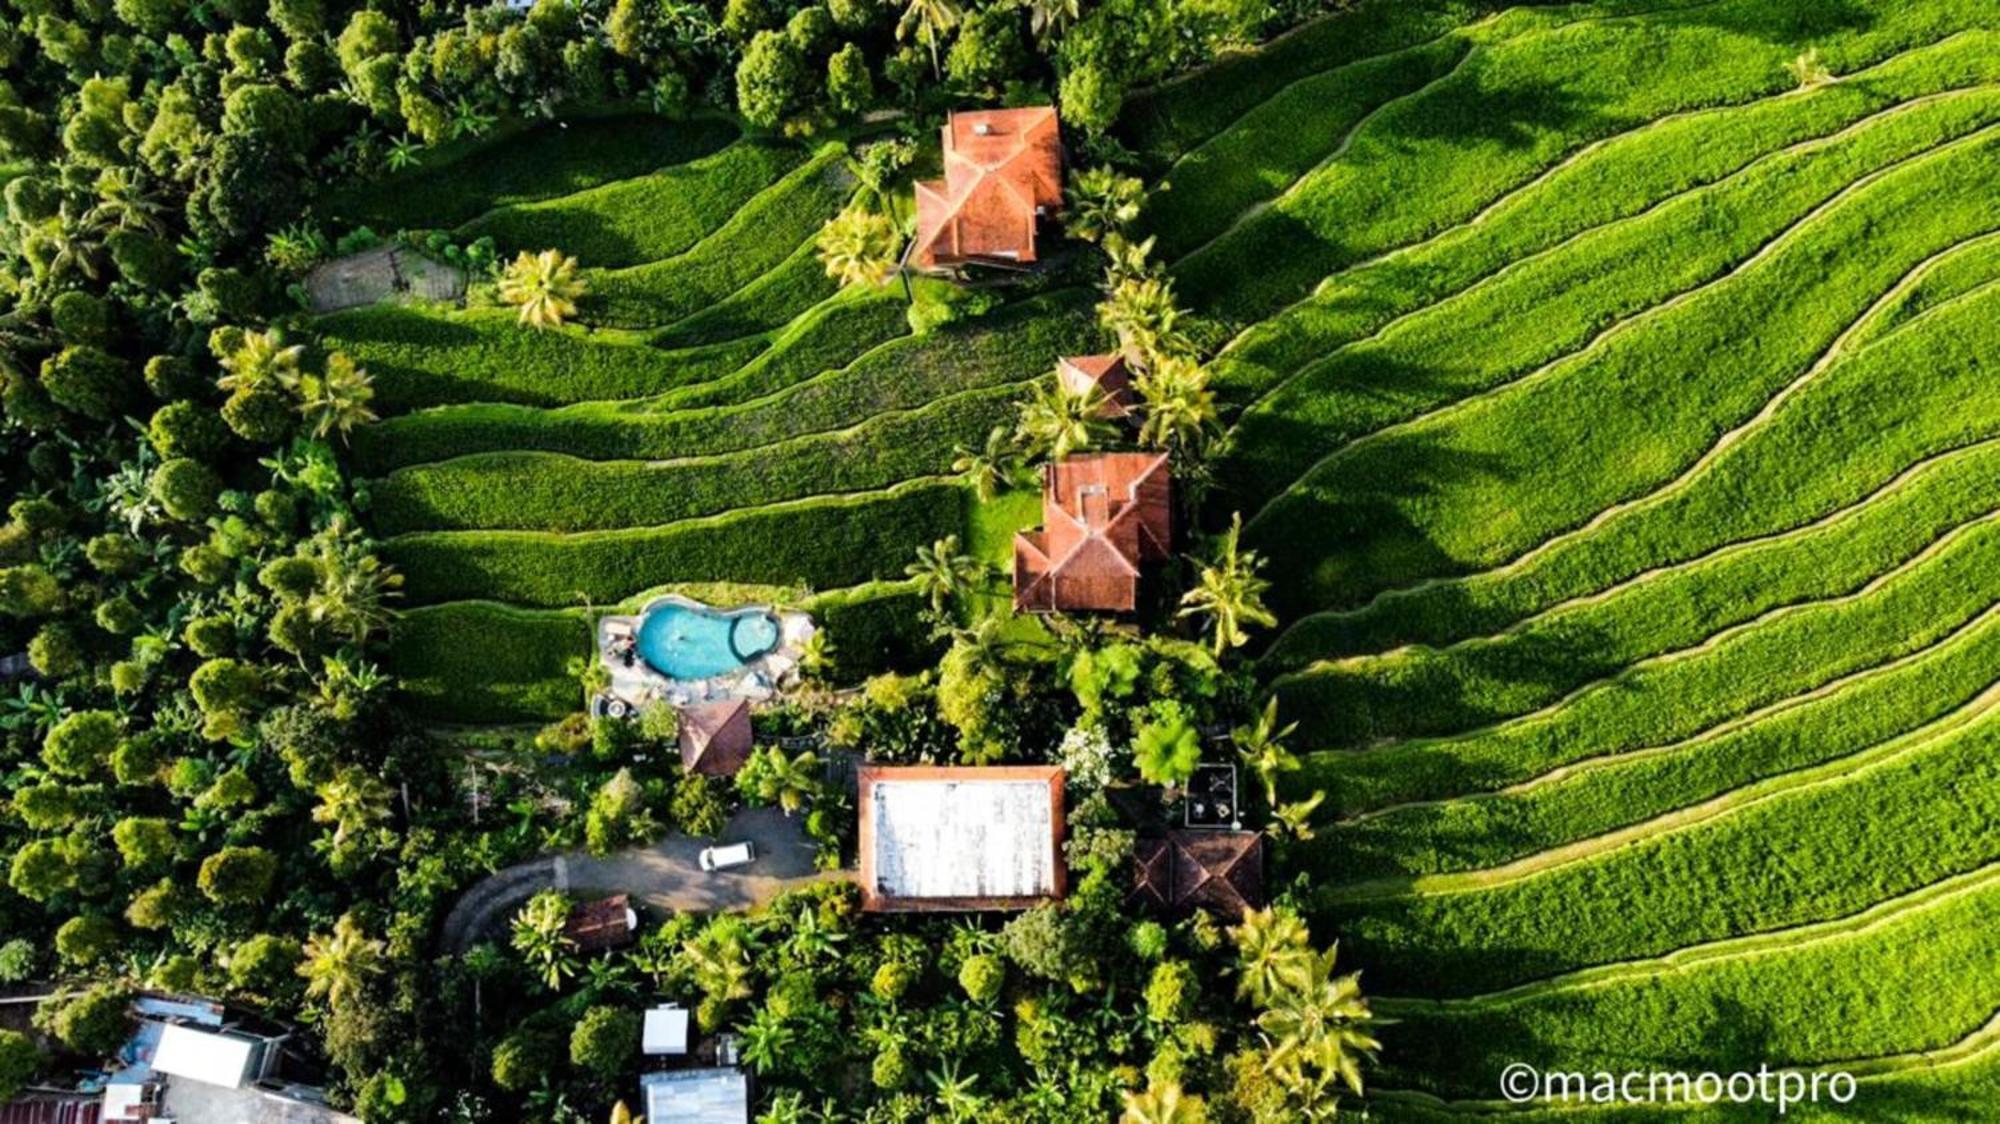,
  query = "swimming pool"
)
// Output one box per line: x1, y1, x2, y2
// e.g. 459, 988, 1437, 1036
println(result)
635, 601, 782, 681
